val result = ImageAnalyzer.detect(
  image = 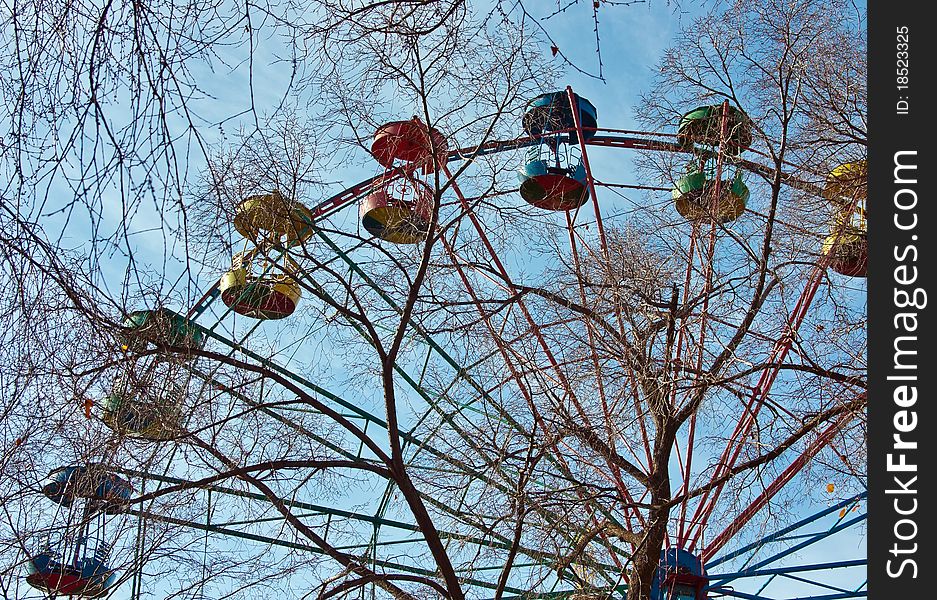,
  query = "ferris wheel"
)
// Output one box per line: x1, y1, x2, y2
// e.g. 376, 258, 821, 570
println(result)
21, 87, 867, 600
